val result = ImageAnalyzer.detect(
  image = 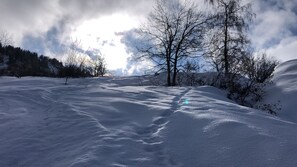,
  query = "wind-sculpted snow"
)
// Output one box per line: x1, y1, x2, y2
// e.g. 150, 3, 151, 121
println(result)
164, 86, 297, 166
0, 76, 297, 166
264, 59, 297, 123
